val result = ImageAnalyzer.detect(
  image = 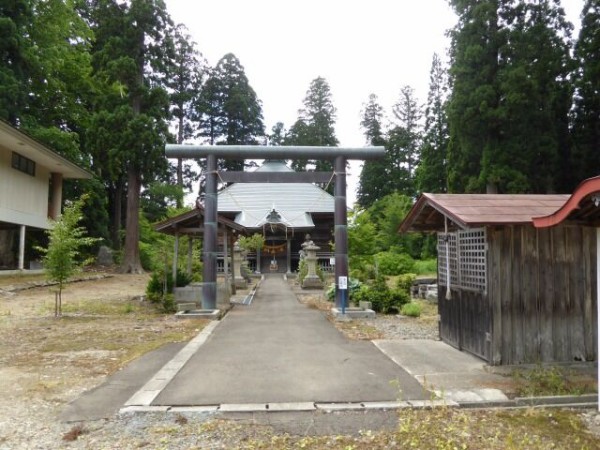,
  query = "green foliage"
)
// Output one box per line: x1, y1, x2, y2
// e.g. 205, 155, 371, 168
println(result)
413, 258, 437, 276
146, 269, 193, 308
37, 195, 99, 317
285, 76, 338, 173
400, 302, 422, 317
238, 233, 265, 252
374, 251, 415, 276
353, 277, 410, 314
396, 273, 417, 294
